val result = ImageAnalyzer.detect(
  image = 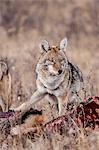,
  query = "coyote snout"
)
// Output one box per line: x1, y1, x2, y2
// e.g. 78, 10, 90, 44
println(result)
48, 62, 62, 76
